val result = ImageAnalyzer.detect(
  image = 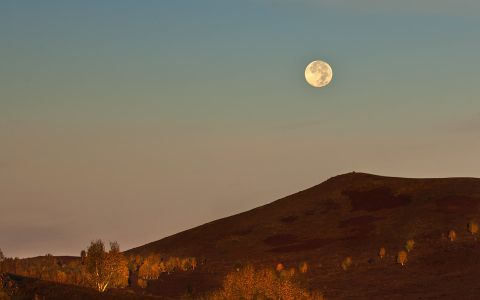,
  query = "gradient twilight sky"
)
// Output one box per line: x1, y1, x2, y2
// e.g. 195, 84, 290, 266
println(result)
1, 1, 480, 257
